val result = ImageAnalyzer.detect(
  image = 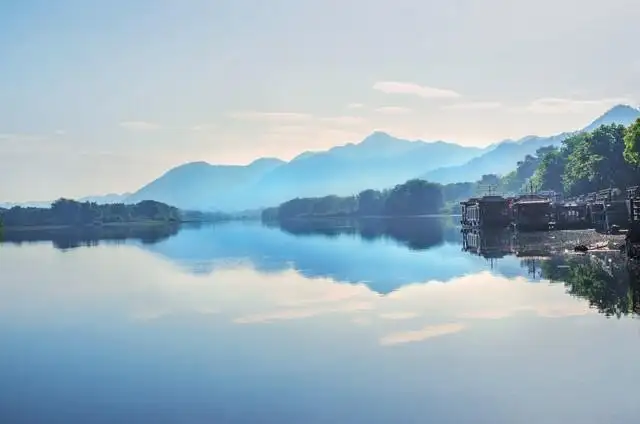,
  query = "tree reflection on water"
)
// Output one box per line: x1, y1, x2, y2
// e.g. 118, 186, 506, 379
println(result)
0, 224, 180, 250
462, 228, 640, 318
273, 217, 455, 251
540, 254, 640, 318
